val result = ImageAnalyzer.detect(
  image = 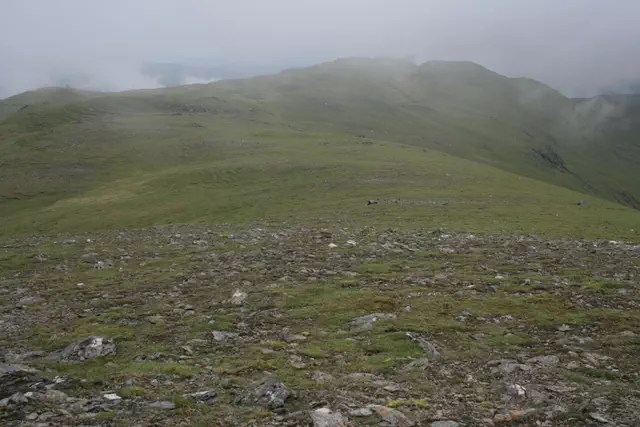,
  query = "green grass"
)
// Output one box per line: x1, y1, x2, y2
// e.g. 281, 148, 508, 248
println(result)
0, 58, 639, 241
361, 263, 393, 274
0, 134, 637, 240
